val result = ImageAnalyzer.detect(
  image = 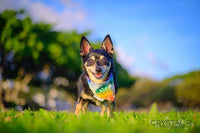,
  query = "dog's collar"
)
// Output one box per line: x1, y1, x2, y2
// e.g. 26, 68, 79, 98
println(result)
103, 73, 112, 81
87, 73, 115, 101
